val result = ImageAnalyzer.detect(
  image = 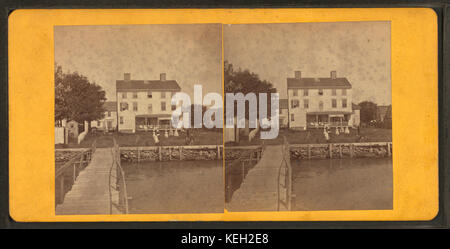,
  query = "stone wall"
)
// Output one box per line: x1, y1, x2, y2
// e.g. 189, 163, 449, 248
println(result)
120, 146, 223, 162
119, 142, 392, 163
290, 143, 392, 160
55, 150, 82, 164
